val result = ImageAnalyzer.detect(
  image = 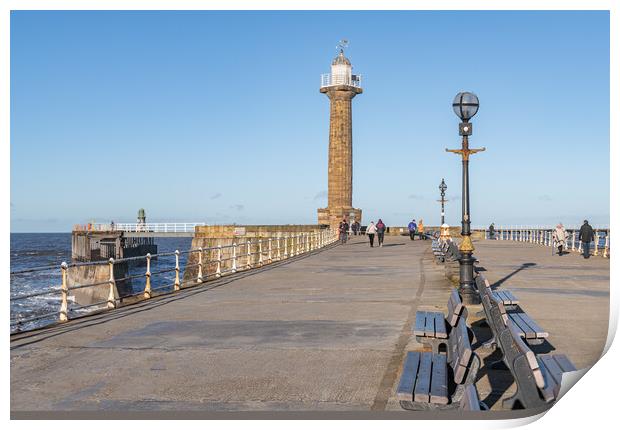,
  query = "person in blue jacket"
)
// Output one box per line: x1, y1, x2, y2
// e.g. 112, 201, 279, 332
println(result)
408, 219, 417, 241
